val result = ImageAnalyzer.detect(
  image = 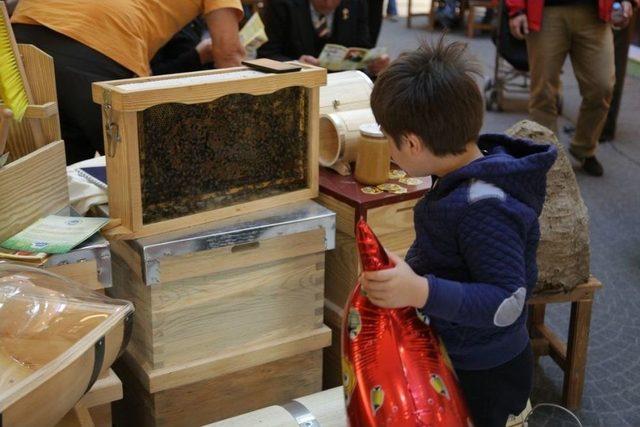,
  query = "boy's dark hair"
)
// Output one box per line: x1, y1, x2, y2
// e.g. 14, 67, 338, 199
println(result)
370, 39, 484, 156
